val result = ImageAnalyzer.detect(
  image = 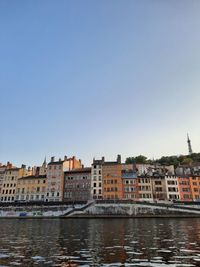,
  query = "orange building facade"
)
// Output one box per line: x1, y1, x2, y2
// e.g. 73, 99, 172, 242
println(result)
189, 176, 200, 201
178, 177, 193, 201
103, 162, 123, 200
